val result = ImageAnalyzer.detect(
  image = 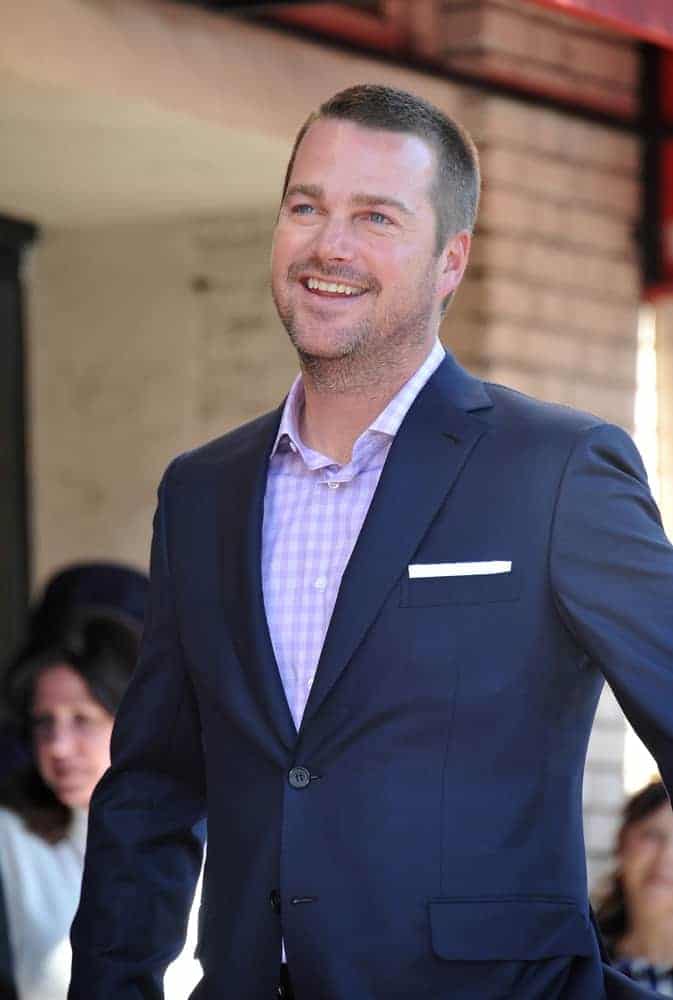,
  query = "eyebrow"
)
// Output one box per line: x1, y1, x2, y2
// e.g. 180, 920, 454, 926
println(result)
285, 183, 322, 202
284, 183, 413, 216
350, 192, 413, 216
